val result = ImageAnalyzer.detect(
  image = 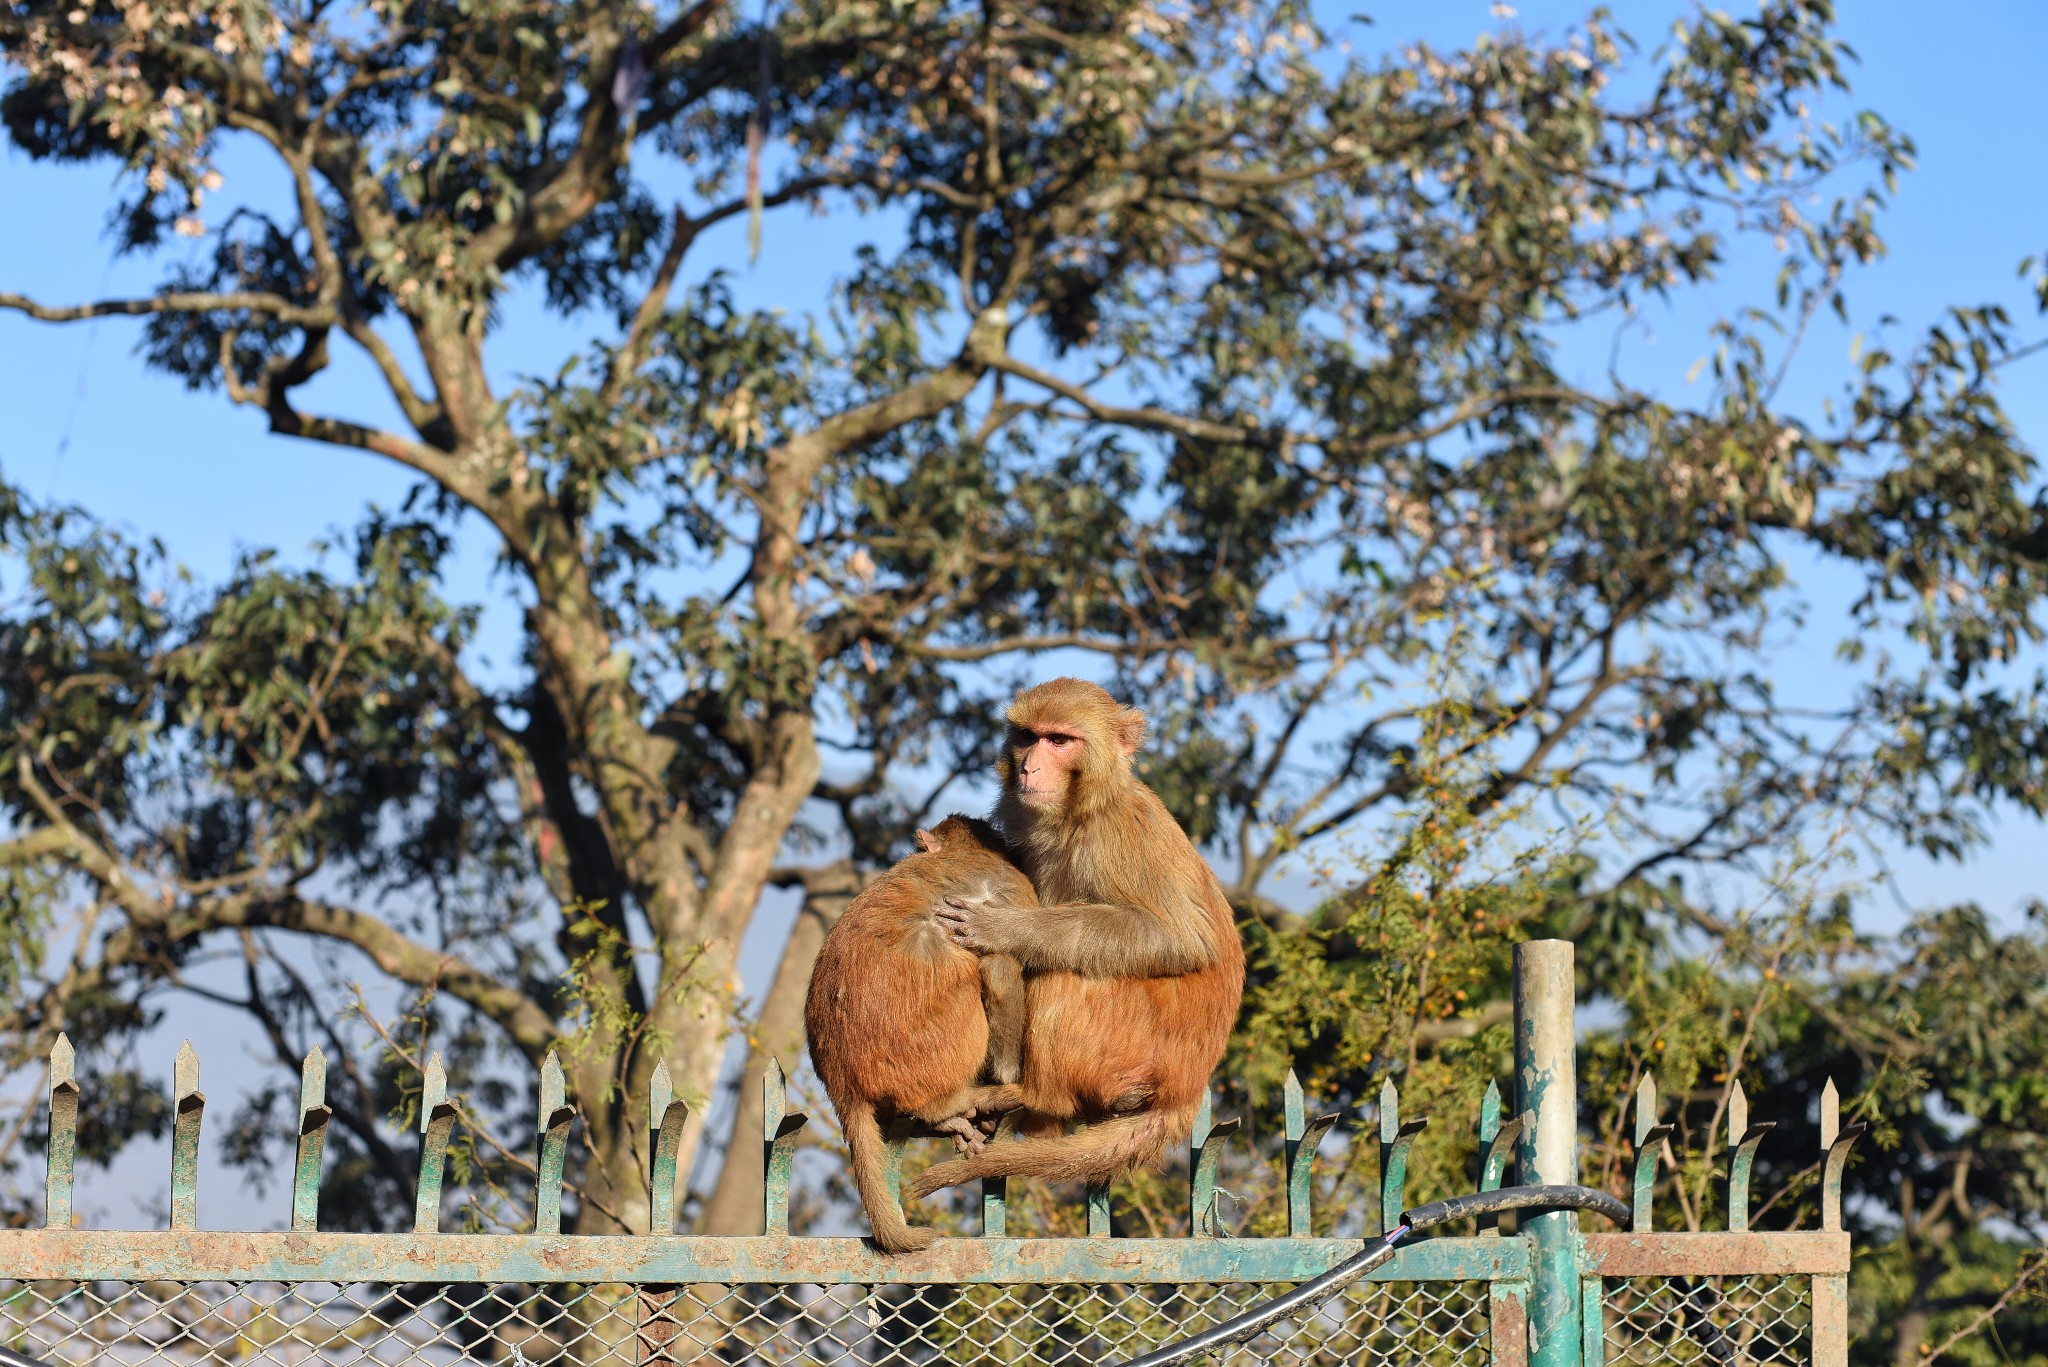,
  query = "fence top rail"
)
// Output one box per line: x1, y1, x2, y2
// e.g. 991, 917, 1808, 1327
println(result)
0, 1230, 1531, 1286
0, 1227, 1848, 1286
